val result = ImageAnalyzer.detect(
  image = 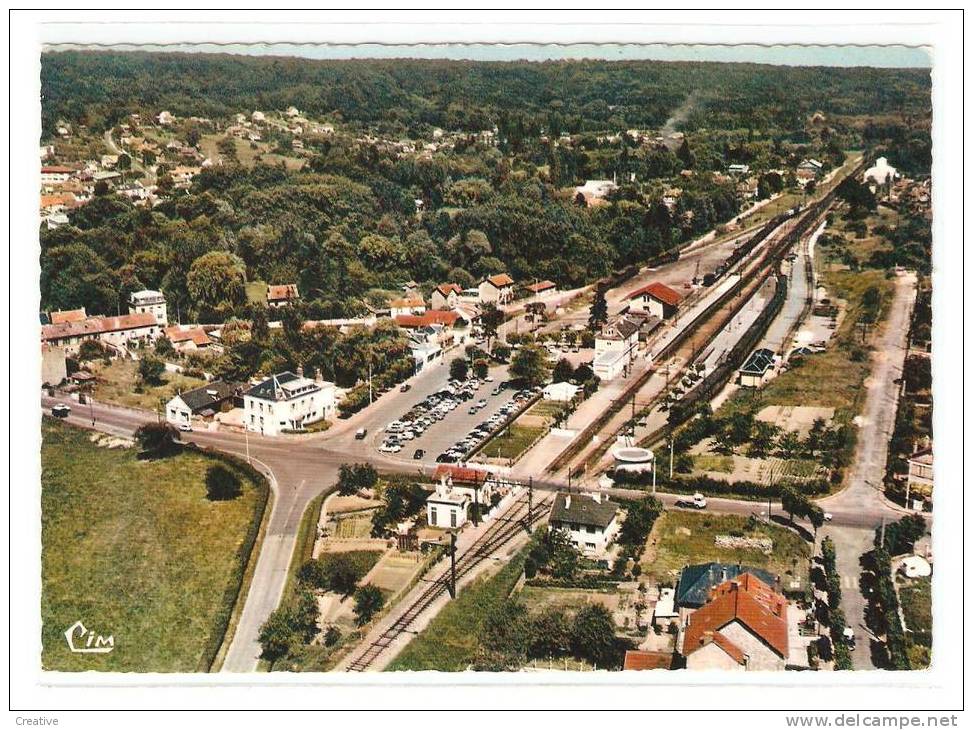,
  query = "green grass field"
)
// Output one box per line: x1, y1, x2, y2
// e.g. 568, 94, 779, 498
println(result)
41, 420, 267, 672
480, 424, 546, 462
245, 280, 269, 305
89, 358, 207, 413
641, 511, 810, 587
387, 553, 525, 671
